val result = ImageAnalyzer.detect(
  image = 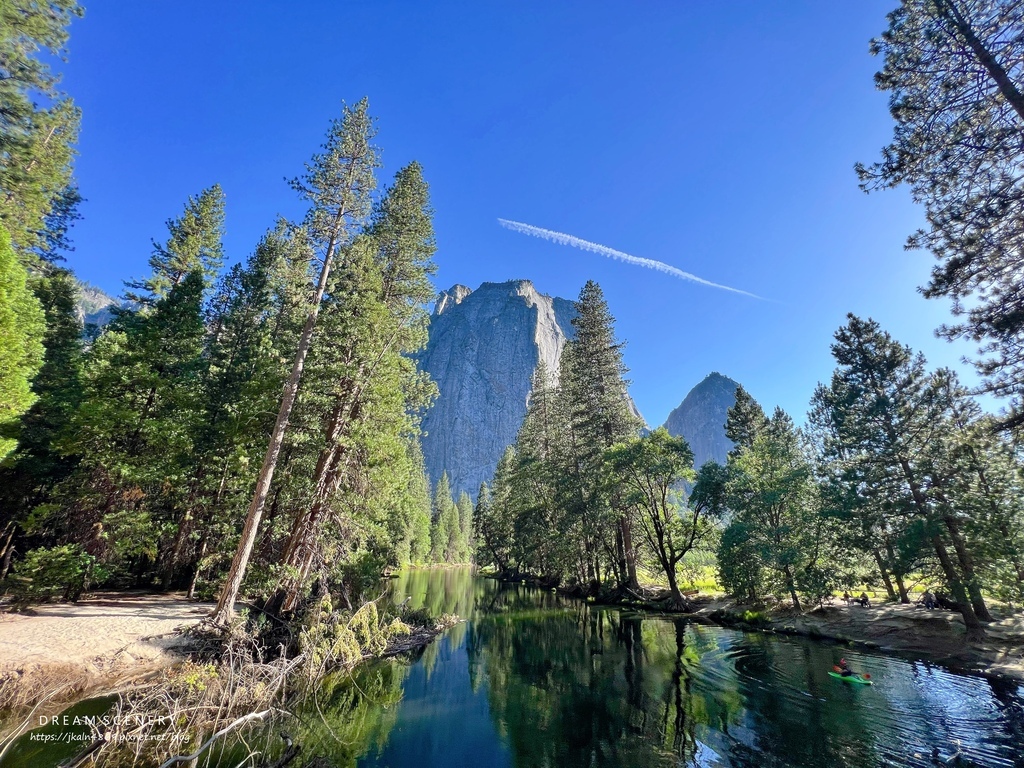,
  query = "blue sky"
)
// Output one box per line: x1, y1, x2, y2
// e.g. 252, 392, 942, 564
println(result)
60, 1, 987, 426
